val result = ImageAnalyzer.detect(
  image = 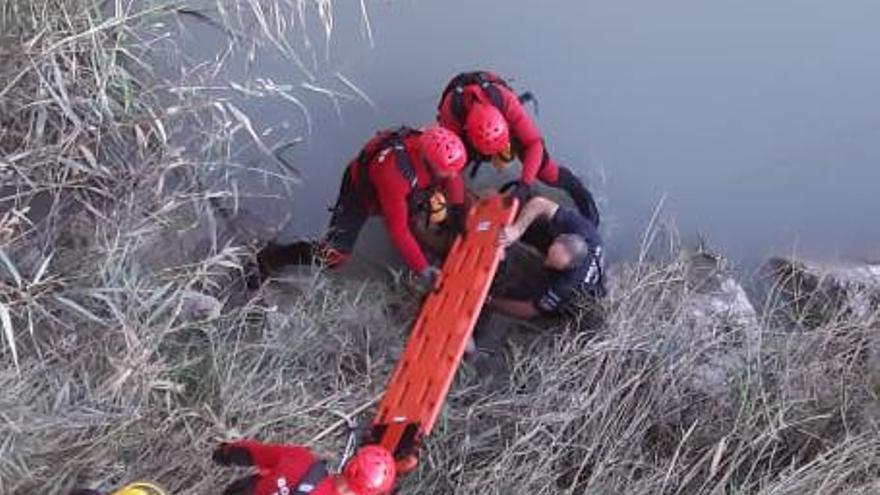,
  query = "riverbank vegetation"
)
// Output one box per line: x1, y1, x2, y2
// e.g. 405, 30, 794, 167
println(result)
2, 2, 878, 494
